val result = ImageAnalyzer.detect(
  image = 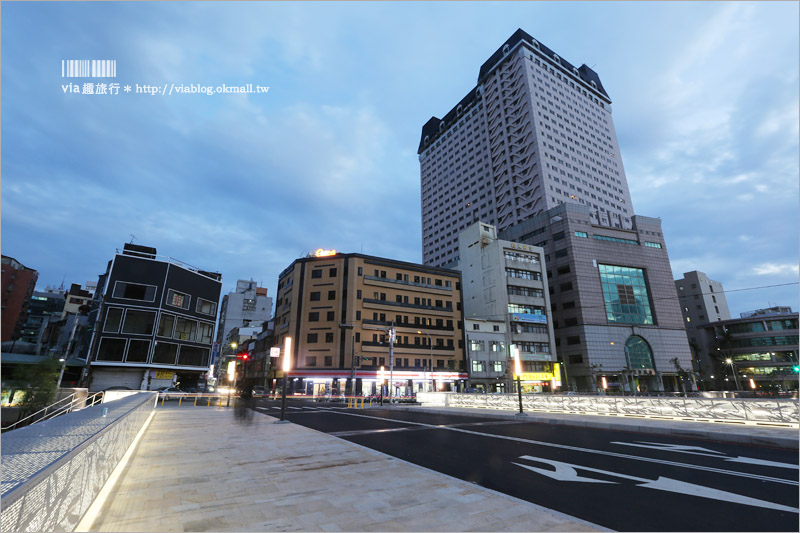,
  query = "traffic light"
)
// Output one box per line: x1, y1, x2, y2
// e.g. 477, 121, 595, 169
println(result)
237, 352, 249, 361
793, 365, 799, 373
354, 356, 360, 365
